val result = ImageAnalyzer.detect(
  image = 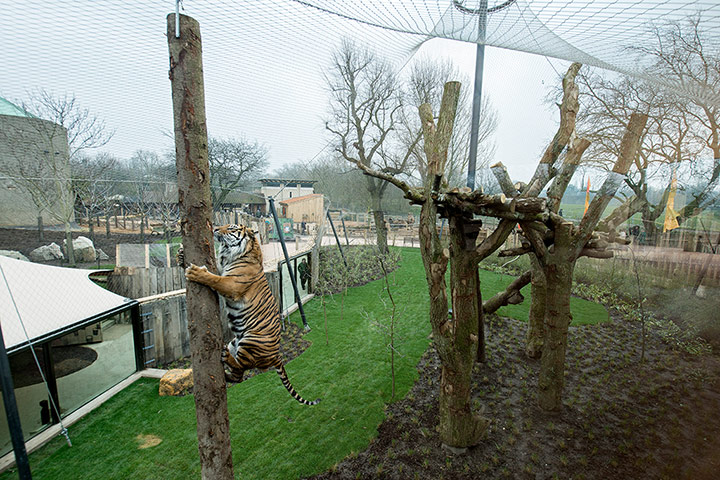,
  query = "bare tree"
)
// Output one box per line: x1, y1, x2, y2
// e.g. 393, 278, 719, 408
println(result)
22, 90, 114, 159
71, 152, 118, 241
0, 92, 114, 263
208, 136, 268, 209
633, 16, 720, 223
324, 39, 406, 254
400, 57, 498, 188
0, 111, 76, 262
576, 69, 702, 242
126, 150, 177, 242
349, 64, 584, 447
